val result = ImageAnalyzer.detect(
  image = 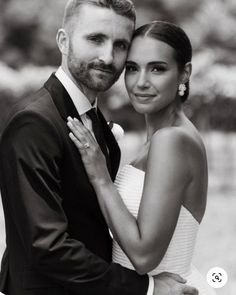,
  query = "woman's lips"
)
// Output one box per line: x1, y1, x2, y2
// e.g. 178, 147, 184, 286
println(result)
134, 93, 156, 97
133, 93, 156, 102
